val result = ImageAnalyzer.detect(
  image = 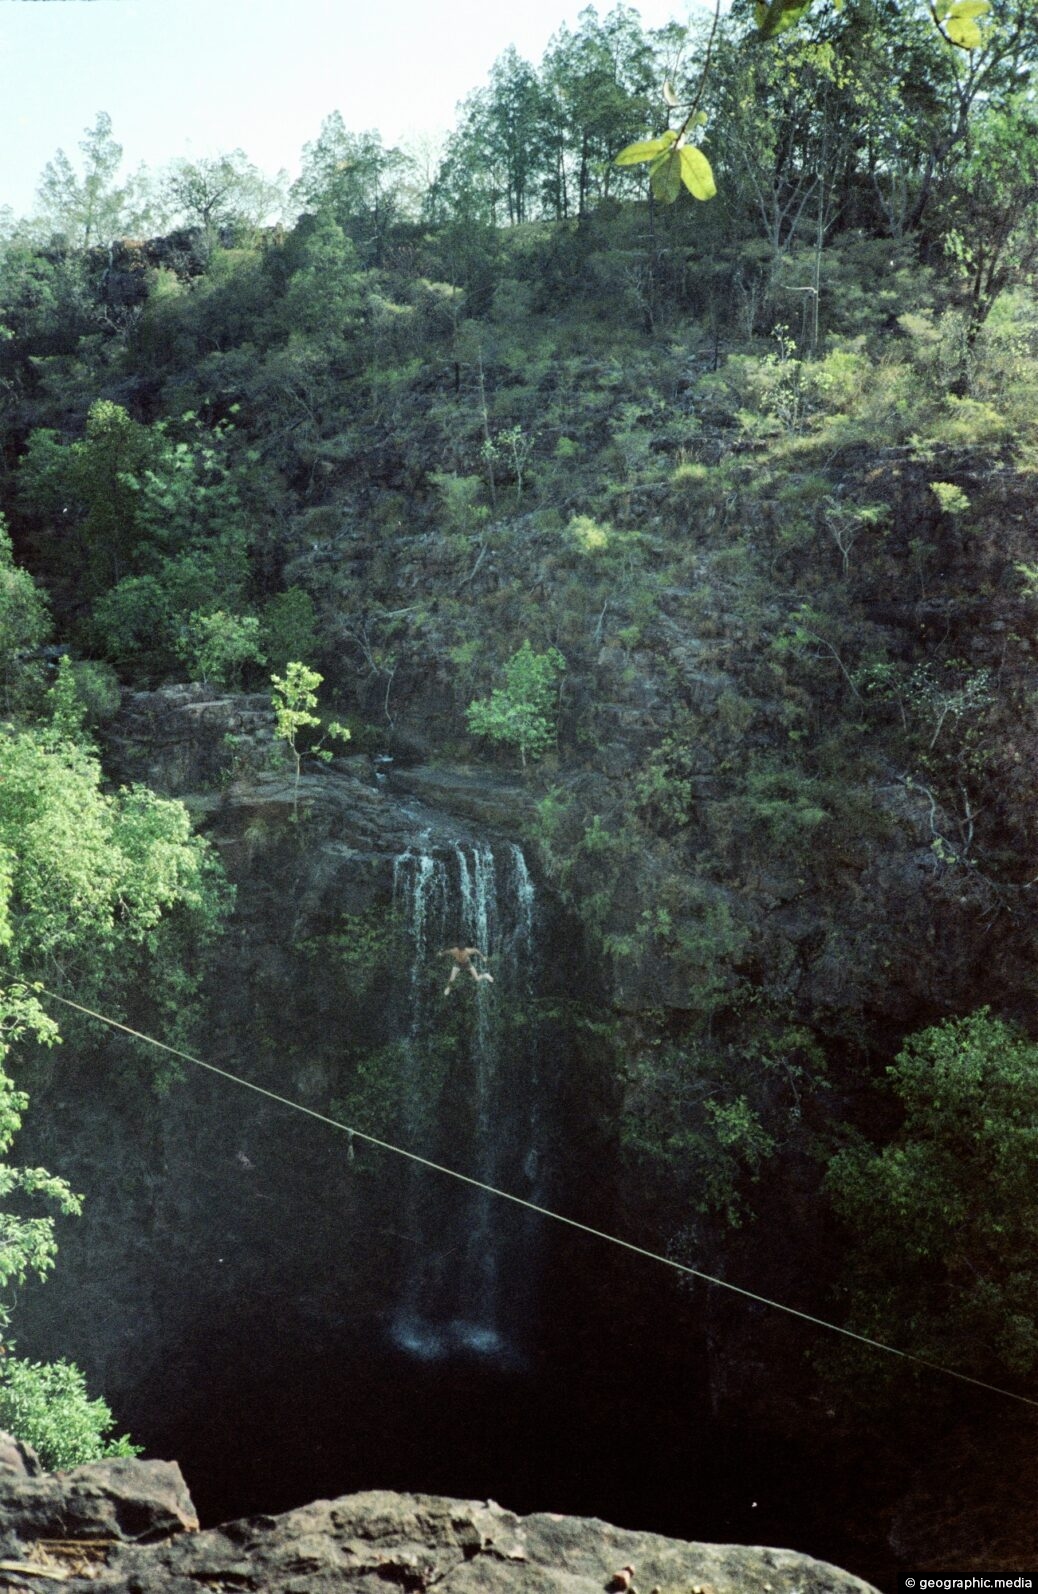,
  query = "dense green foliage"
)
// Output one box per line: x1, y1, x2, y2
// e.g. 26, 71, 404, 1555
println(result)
0, 667, 228, 1452
0, 316, 233, 1455
0, 988, 75, 1337
827, 1009, 1038, 1383
465, 642, 566, 767
270, 662, 350, 813
0, 691, 227, 1457
0, 731, 222, 982
0, 1356, 139, 1470
0, 517, 50, 714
